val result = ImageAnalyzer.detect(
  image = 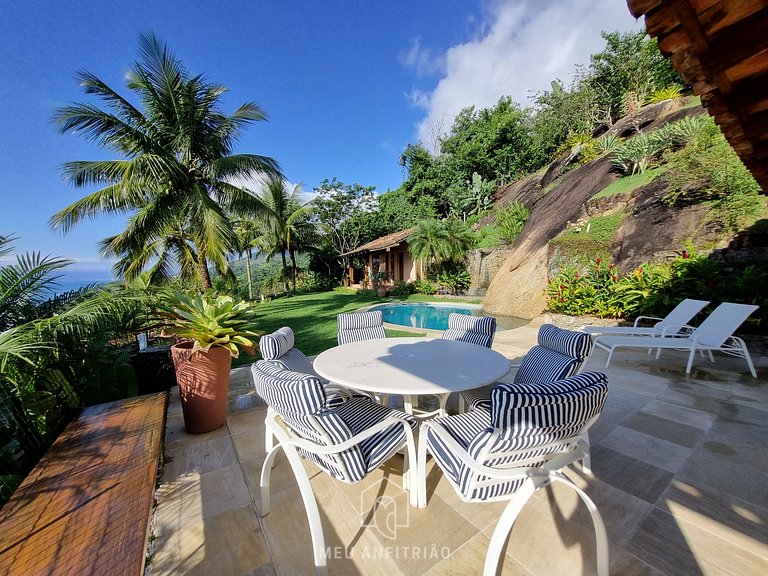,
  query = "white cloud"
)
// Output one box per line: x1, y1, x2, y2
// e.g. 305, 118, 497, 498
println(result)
408, 0, 642, 149
399, 38, 446, 77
